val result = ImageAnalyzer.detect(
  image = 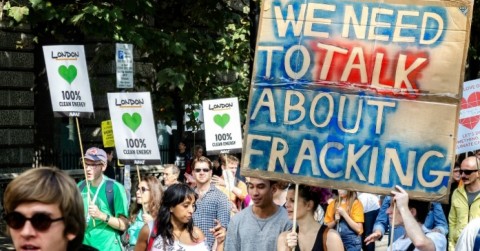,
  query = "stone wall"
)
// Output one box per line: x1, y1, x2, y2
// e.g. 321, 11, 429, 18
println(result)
0, 26, 35, 172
